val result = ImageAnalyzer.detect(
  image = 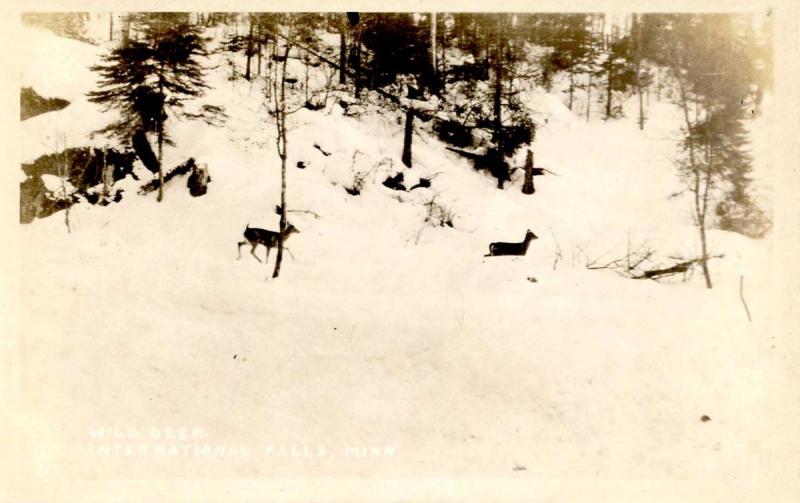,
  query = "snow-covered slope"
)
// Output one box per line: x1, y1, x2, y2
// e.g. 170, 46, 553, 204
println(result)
13, 25, 796, 502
